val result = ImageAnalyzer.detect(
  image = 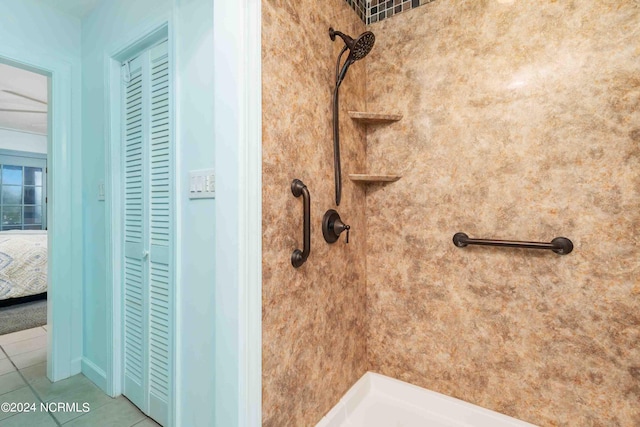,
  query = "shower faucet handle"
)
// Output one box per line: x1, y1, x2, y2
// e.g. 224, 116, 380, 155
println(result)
334, 221, 350, 244
322, 209, 351, 244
